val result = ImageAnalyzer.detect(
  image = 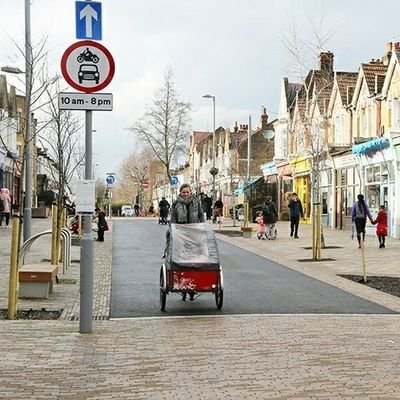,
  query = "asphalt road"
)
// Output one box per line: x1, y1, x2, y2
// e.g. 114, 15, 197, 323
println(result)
110, 219, 396, 318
